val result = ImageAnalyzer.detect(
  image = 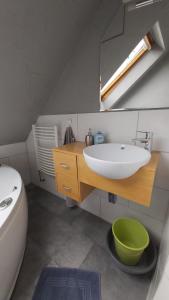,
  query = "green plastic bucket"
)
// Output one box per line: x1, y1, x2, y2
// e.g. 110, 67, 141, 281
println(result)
112, 218, 149, 266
